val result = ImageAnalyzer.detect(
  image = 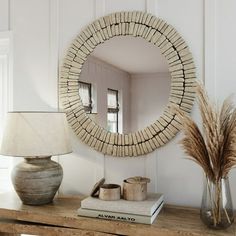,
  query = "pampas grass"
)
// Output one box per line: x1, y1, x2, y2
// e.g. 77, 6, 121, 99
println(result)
172, 81, 236, 227
173, 82, 236, 183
